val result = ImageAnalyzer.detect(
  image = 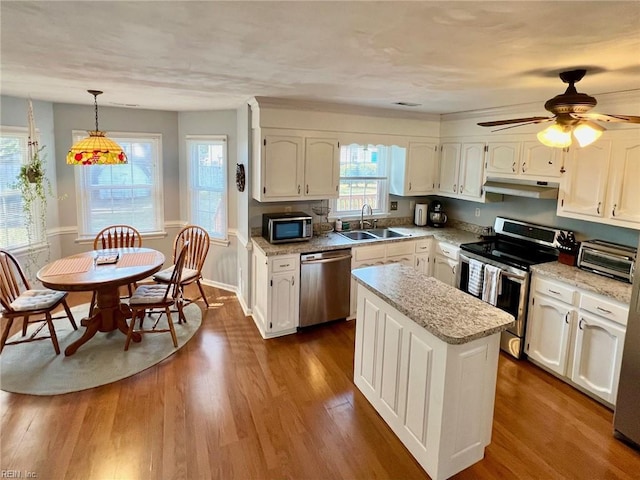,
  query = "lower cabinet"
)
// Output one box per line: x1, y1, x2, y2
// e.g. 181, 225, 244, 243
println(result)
432, 242, 459, 286
353, 284, 500, 480
251, 249, 300, 338
526, 274, 628, 405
